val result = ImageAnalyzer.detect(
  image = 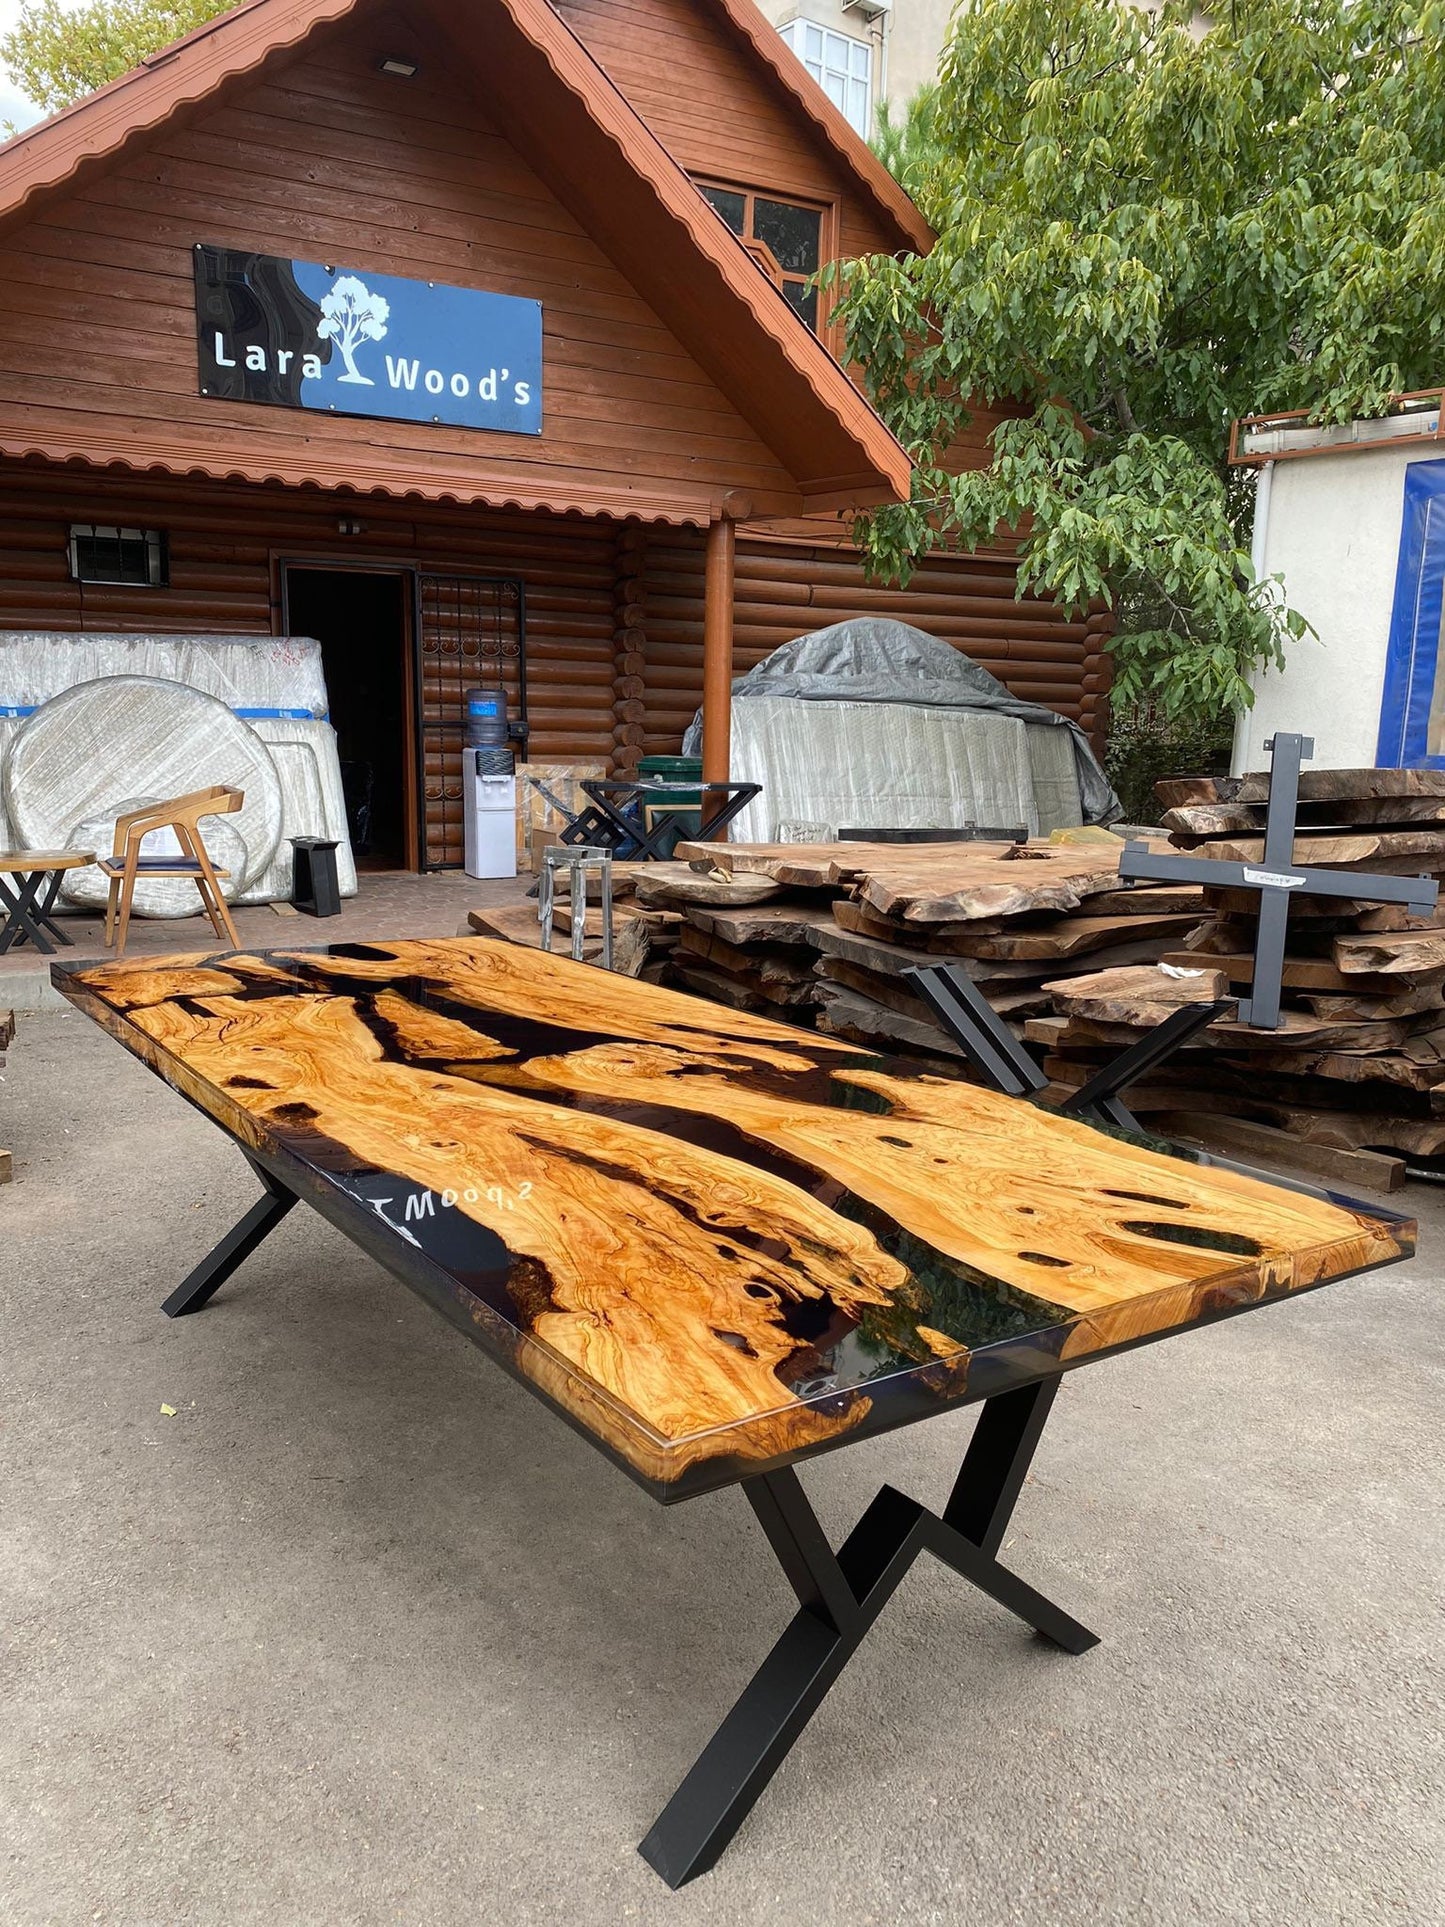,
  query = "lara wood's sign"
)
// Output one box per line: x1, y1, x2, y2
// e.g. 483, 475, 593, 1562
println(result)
193, 245, 543, 435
